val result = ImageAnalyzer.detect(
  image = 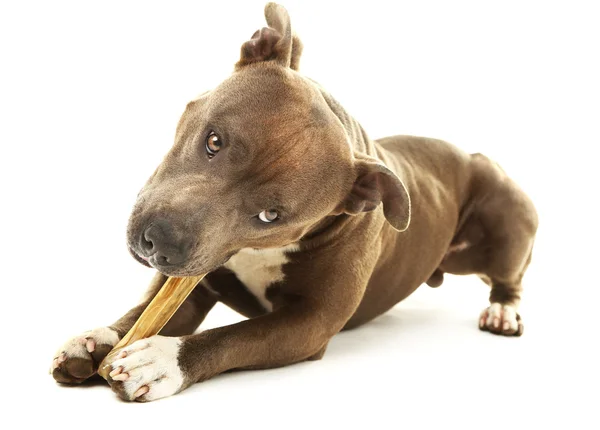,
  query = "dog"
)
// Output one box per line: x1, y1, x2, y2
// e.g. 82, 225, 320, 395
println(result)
50, 3, 538, 402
